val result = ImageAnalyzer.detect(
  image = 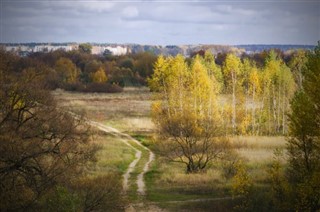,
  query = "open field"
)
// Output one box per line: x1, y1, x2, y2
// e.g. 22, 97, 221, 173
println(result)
53, 87, 287, 211
53, 87, 154, 133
